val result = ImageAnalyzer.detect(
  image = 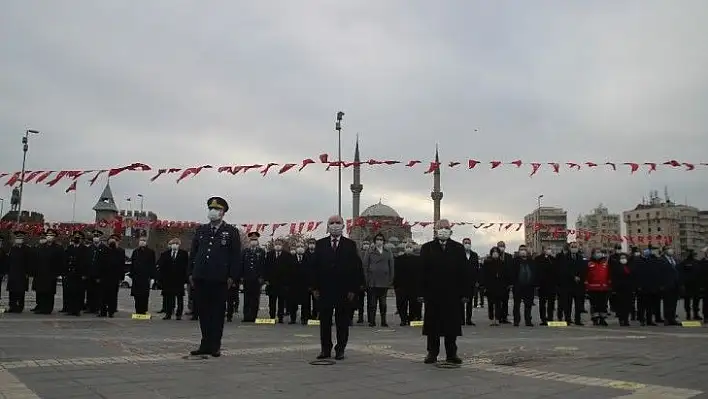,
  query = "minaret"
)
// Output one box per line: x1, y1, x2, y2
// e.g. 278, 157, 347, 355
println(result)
350, 135, 363, 219
431, 145, 443, 229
